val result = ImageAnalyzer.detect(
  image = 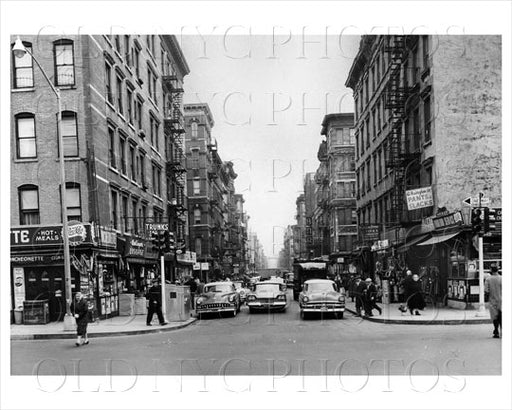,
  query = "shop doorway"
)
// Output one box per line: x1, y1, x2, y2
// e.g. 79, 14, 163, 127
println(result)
25, 267, 66, 321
